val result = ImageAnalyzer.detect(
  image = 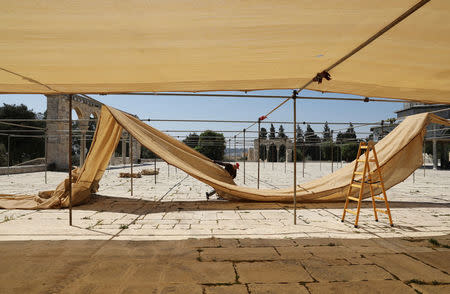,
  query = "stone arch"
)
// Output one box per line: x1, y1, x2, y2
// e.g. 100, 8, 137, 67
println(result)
268, 144, 277, 162
279, 144, 286, 162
